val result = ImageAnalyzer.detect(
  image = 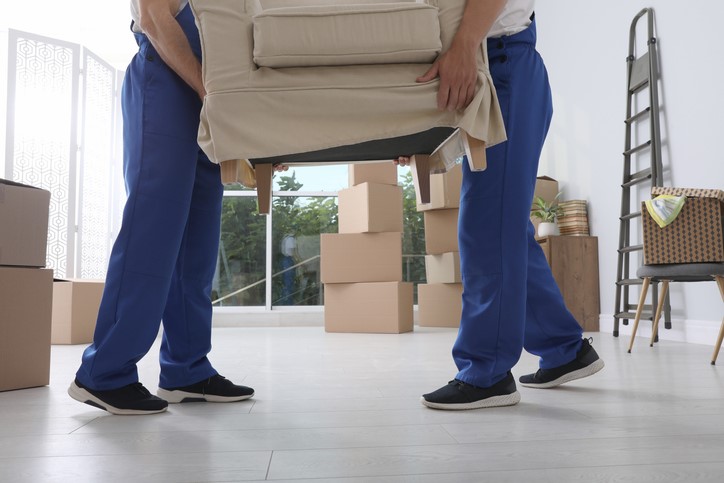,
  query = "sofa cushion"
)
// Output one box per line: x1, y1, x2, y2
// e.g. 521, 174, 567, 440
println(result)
253, 3, 442, 68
